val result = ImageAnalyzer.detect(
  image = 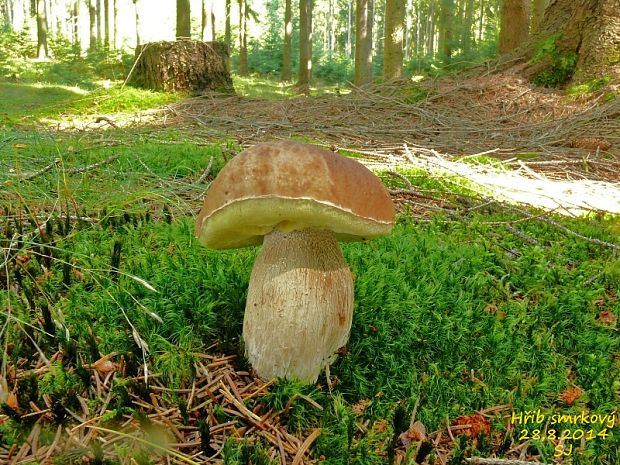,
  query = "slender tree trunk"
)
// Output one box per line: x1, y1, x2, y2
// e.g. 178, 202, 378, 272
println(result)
282, 0, 292, 81
72, 0, 79, 47
462, 0, 474, 51
354, 0, 374, 85
134, 0, 140, 46
439, 0, 453, 61
346, 0, 352, 59
427, 2, 434, 58
104, 0, 109, 47
202, 0, 215, 41
478, 0, 484, 41
1, 1, 11, 30
415, 5, 422, 60
176, 0, 191, 39
297, 0, 313, 88
238, 0, 248, 74
404, 0, 412, 60
384, 0, 406, 79
498, 0, 530, 54
225, 0, 231, 53
36, 0, 48, 58
96, 0, 102, 46
113, 0, 118, 48
88, 0, 96, 50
